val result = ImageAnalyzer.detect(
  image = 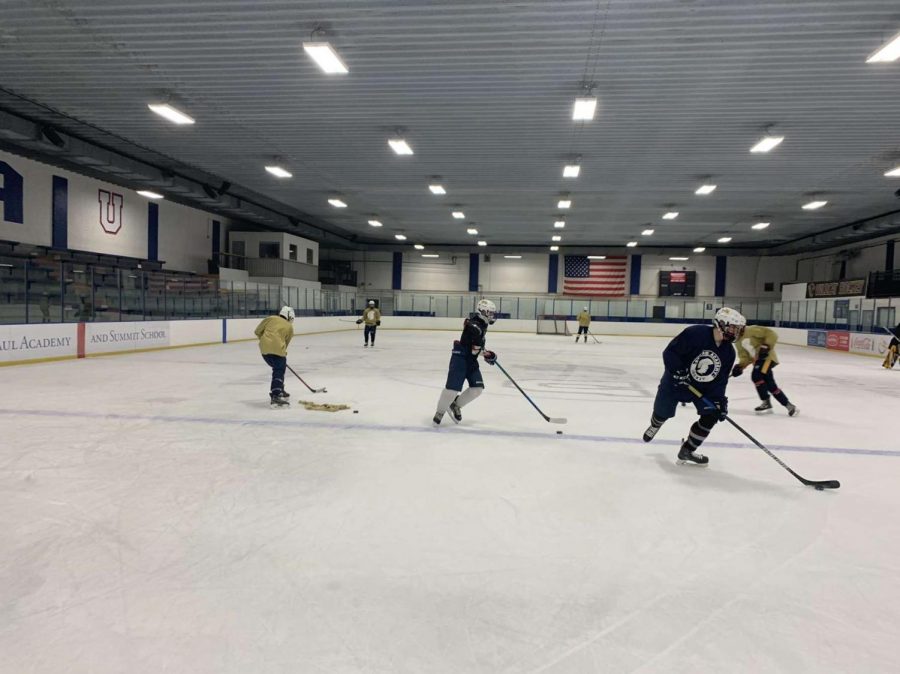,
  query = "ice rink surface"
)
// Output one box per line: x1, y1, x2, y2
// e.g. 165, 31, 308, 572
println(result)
2, 327, 899, 674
